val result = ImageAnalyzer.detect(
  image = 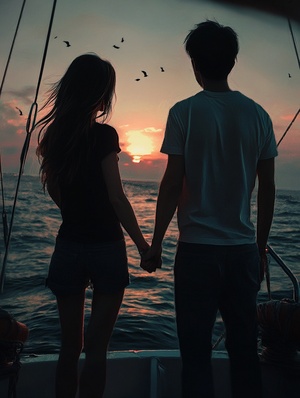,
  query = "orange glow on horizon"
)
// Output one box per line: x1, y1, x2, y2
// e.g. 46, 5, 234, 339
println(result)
280, 114, 299, 121
126, 129, 155, 163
